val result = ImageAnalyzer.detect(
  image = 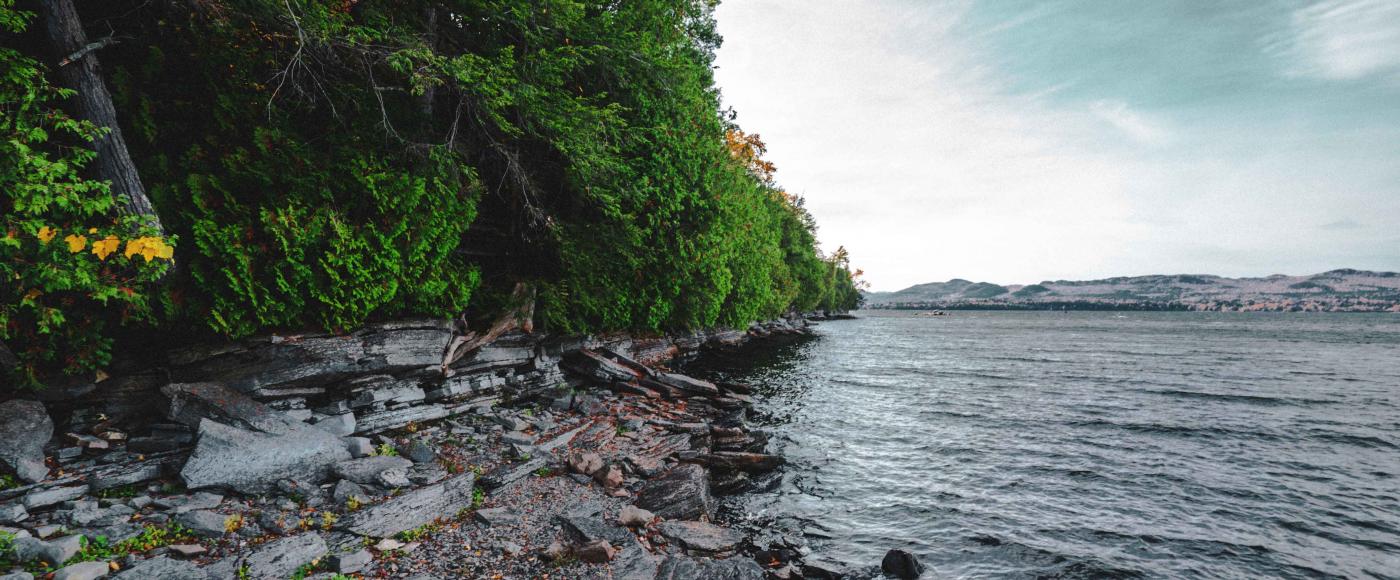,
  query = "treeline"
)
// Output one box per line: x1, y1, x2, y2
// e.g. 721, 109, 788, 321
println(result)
0, 0, 862, 388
